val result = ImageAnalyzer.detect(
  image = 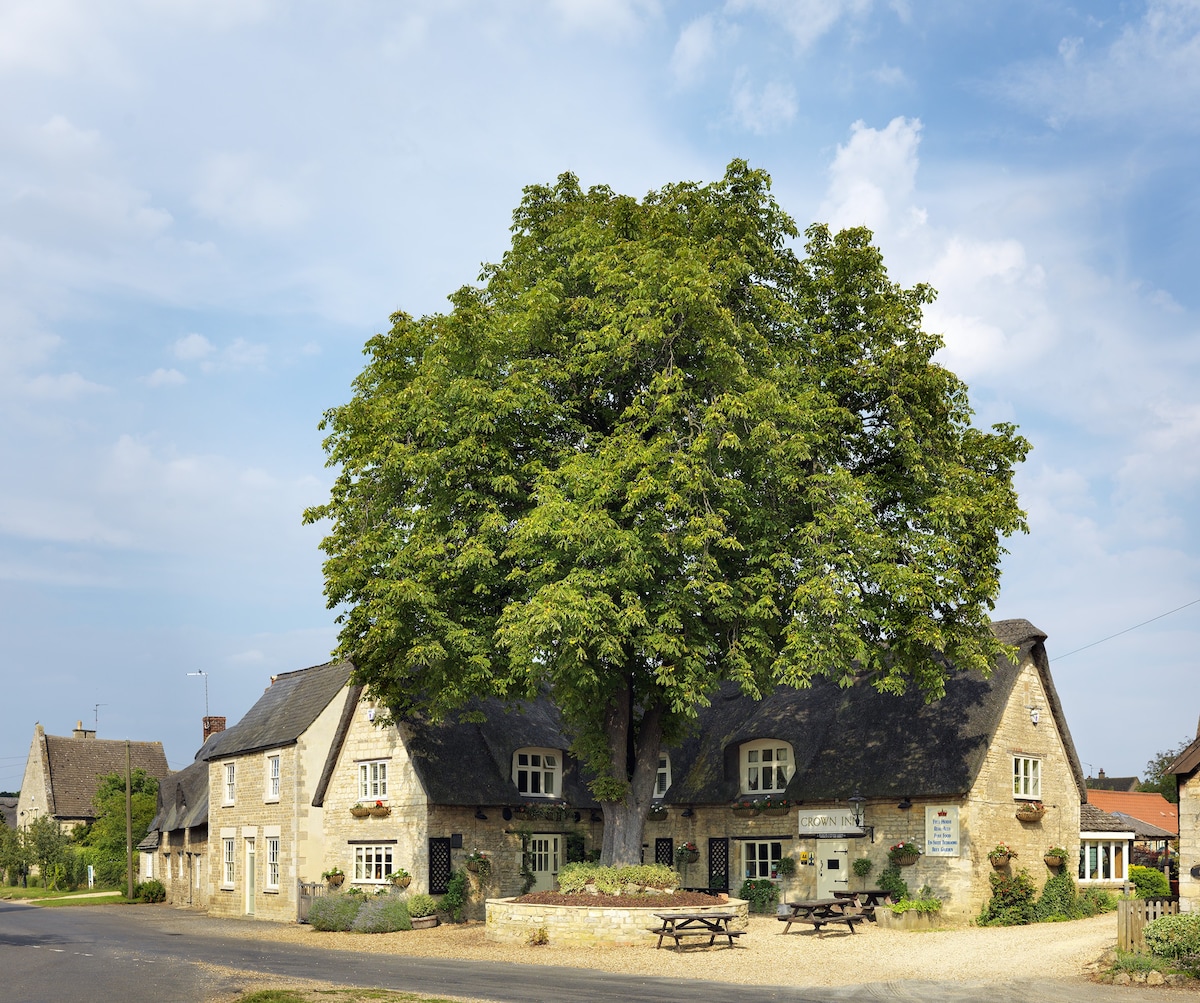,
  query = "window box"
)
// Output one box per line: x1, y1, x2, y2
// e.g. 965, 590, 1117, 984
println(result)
350, 805, 371, 818
1016, 802, 1045, 822
731, 804, 760, 817
369, 803, 391, 818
